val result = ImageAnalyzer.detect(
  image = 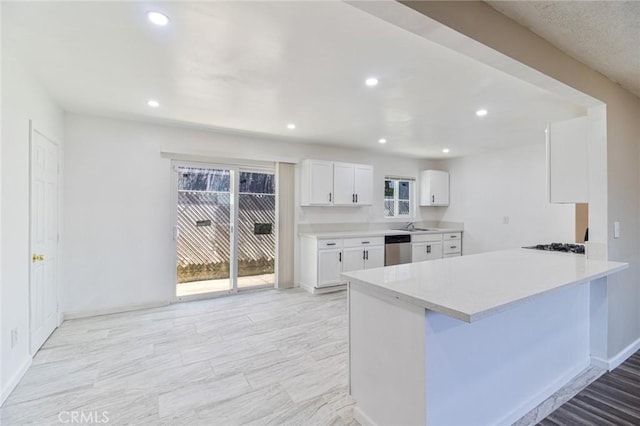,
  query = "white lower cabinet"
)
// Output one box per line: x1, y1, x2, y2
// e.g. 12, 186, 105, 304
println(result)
343, 247, 366, 273
365, 245, 384, 269
343, 245, 384, 272
317, 248, 344, 287
343, 237, 384, 273
442, 232, 462, 256
412, 233, 444, 262
411, 232, 462, 262
300, 232, 462, 293
300, 236, 383, 293
412, 242, 443, 262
